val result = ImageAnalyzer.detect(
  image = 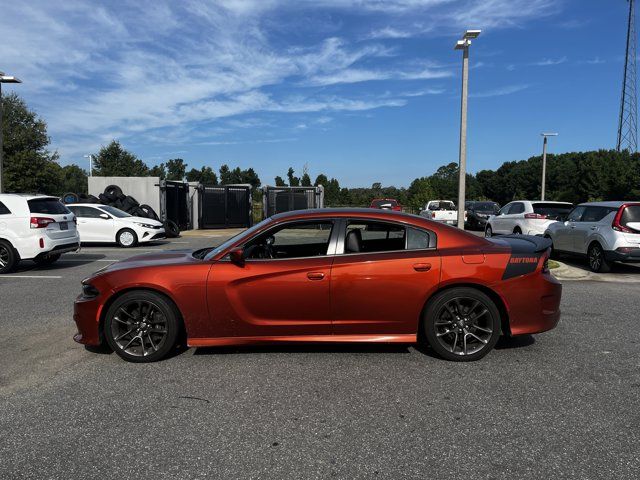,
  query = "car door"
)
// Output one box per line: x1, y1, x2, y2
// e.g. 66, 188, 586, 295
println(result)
572, 206, 609, 254
330, 219, 441, 336
206, 219, 337, 338
507, 202, 525, 233
553, 206, 585, 252
72, 206, 115, 242
492, 203, 512, 233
